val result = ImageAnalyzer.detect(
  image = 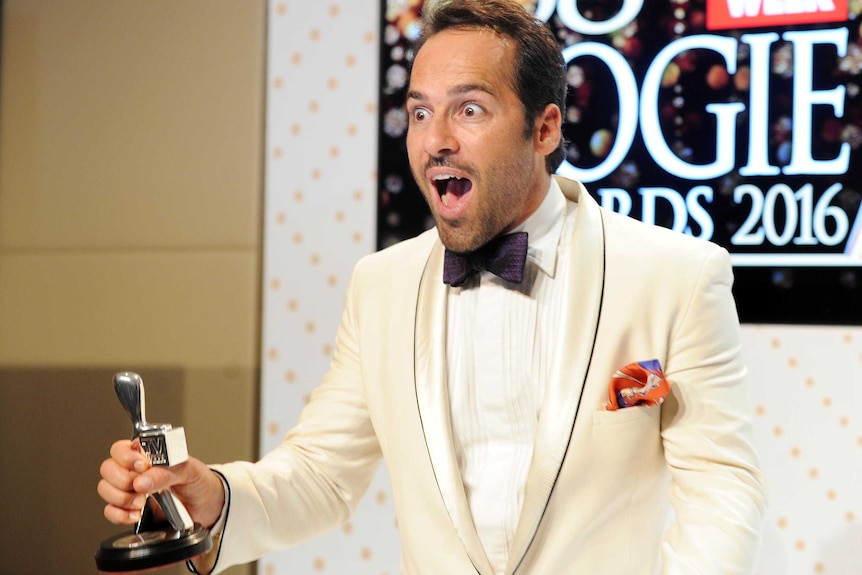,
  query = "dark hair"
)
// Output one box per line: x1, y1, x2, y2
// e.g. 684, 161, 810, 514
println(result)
413, 0, 567, 173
